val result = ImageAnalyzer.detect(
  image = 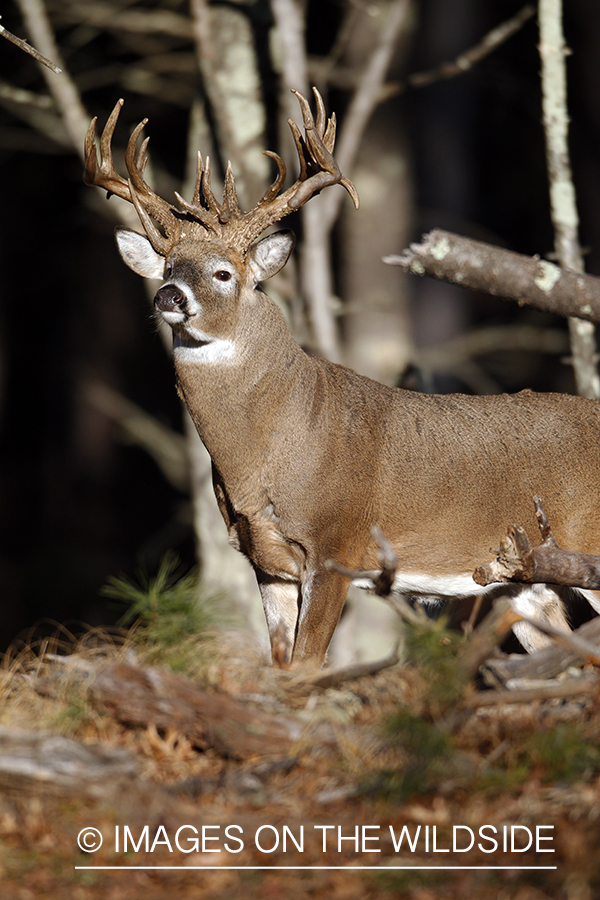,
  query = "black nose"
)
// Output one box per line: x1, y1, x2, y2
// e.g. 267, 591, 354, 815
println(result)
155, 285, 185, 312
